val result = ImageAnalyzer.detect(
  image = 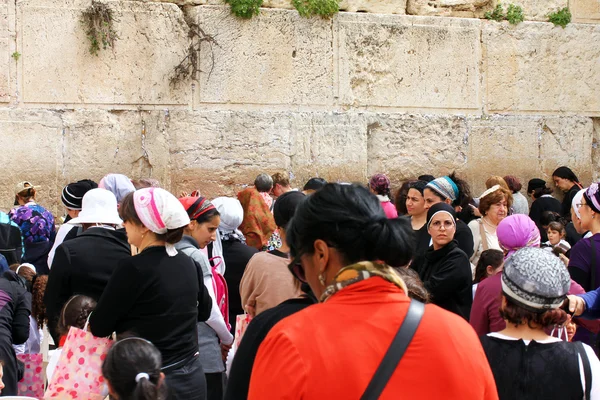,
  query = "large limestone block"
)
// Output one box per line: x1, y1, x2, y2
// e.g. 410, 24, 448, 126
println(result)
59, 110, 172, 187
338, 14, 481, 111
484, 22, 600, 115
539, 116, 594, 185
339, 0, 406, 14
0, 0, 10, 102
20, 0, 189, 105
571, 0, 600, 23
0, 110, 63, 213
593, 118, 600, 182
194, 6, 334, 106
366, 114, 468, 182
